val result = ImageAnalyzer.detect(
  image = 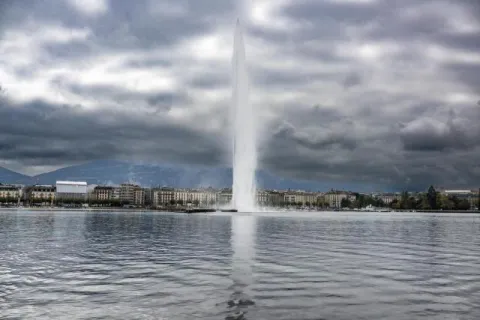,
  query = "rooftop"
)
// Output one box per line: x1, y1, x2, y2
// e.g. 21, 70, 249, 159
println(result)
56, 181, 87, 186
444, 190, 473, 193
